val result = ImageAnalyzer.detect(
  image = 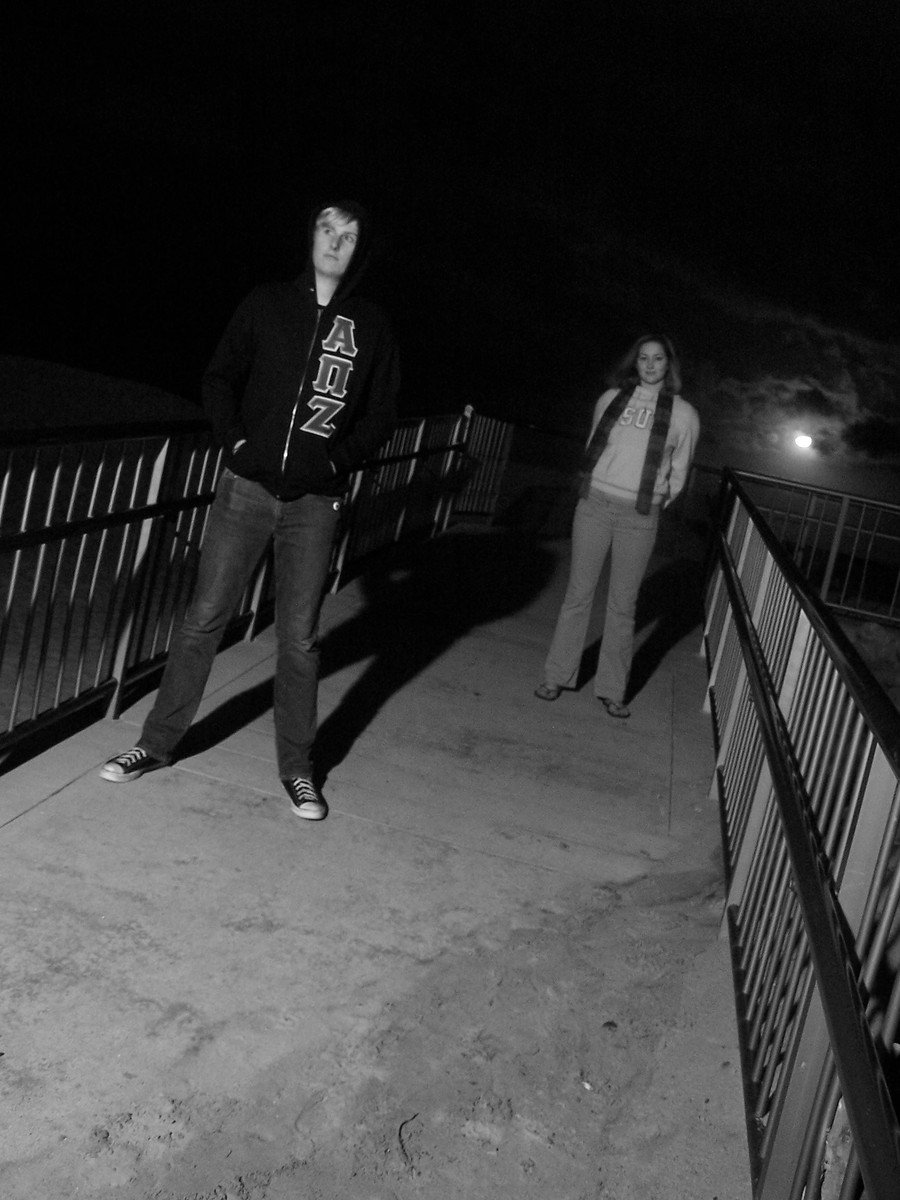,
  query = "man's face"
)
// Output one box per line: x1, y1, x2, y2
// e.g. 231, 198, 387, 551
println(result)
311, 210, 360, 282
